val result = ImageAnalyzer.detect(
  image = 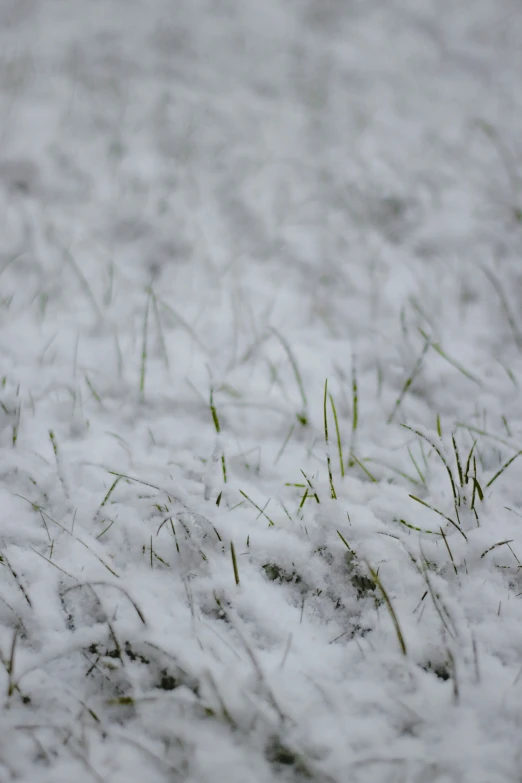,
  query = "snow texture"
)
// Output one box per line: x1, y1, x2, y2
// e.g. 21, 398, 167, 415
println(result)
1, 0, 522, 781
